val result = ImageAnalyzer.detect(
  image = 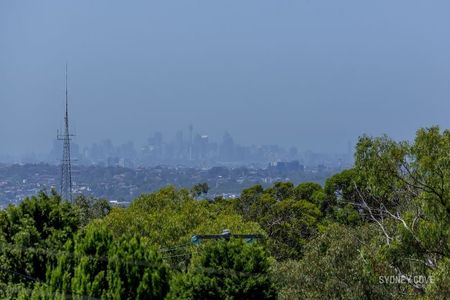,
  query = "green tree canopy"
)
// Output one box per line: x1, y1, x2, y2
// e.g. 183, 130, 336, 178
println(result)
46, 223, 170, 299
167, 239, 276, 300
0, 191, 80, 285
